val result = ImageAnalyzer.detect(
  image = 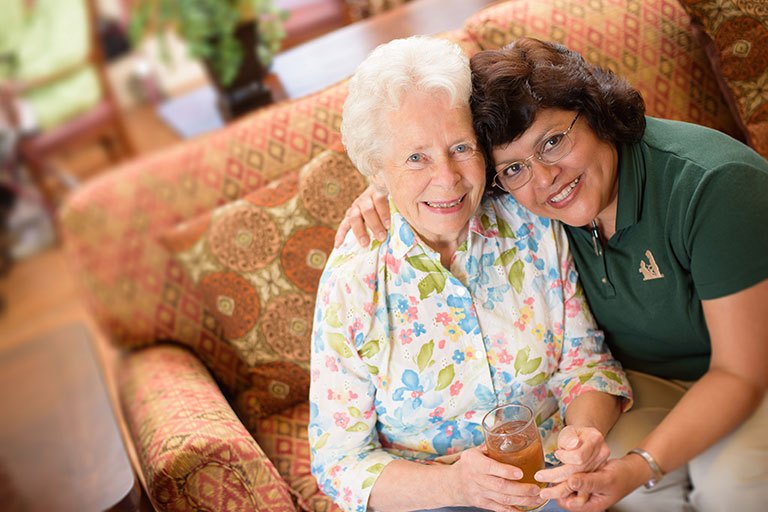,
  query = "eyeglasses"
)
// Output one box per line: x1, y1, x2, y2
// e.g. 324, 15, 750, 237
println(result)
492, 112, 581, 192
